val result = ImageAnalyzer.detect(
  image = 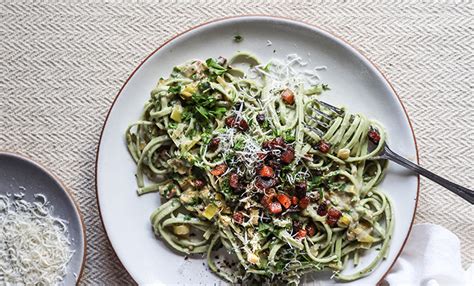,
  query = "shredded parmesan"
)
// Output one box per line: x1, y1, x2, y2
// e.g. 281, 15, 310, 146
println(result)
0, 193, 74, 285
